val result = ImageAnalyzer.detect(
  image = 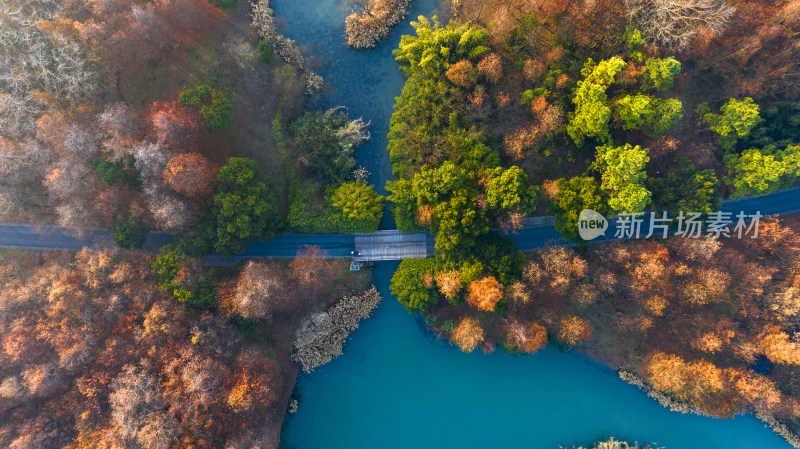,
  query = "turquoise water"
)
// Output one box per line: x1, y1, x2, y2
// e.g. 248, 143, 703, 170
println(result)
272, 1, 794, 447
